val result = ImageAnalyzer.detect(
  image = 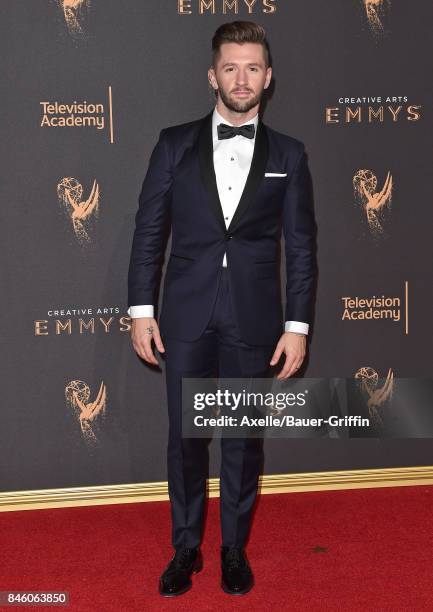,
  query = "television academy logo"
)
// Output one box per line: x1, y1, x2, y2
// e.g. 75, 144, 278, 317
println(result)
40, 89, 115, 143
353, 169, 393, 236
41, 101, 105, 130
57, 177, 100, 244
341, 282, 409, 334
57, 0, 90, 36
362, 0, 391, 36
354, 366, 394, 425
65, 379, 106, 445
341, 294, 400, 323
